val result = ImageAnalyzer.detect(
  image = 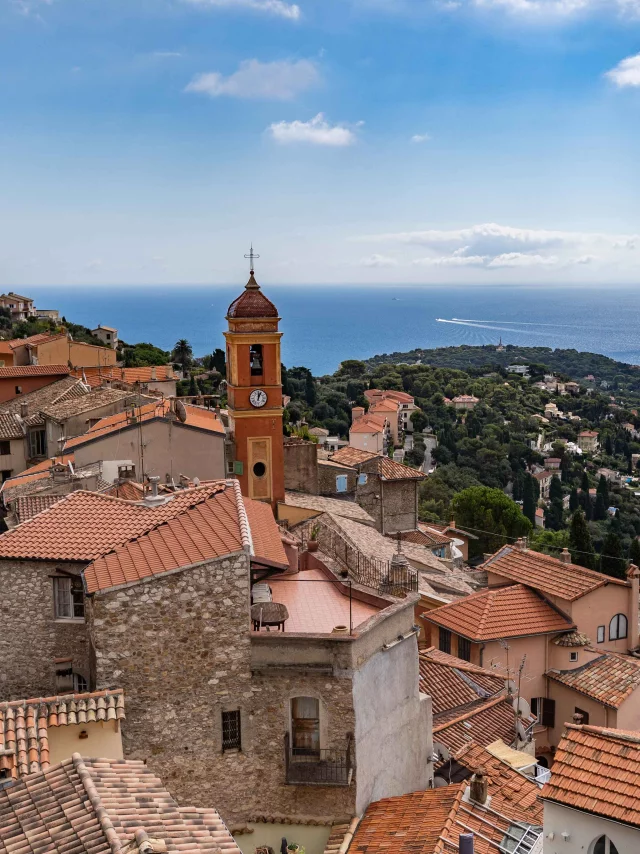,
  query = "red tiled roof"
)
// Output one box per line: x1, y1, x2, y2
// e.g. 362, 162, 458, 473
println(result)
433, 696, 521, 754
14, 493, 65, 522
330, 447, 378, 467
0, 483, 229, 562
0, 413, 24, 440
0, 364, 69, 378
402, 527, 451, 548
84, 482, 288, 593
546, 653, 640, 709
0, 454, 74, 495
362, 455, 425, 481
425, 583, 573, 641
0, 754, 241, 854
419, 647, 505, 715
541, 724, 640, 827
227, 274, 278, 318
484, 544, 628, 600
72, 365, 178, 387
350, 415, 387, 434
9, 332, 67, 350
64, 399, 225, 449
364, 389, 414, 404
0, 689, 124, 780
579, 430, 599, 437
